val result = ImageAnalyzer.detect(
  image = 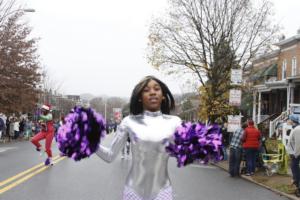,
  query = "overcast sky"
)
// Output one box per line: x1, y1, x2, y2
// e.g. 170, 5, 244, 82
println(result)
23, 0, 300, 98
